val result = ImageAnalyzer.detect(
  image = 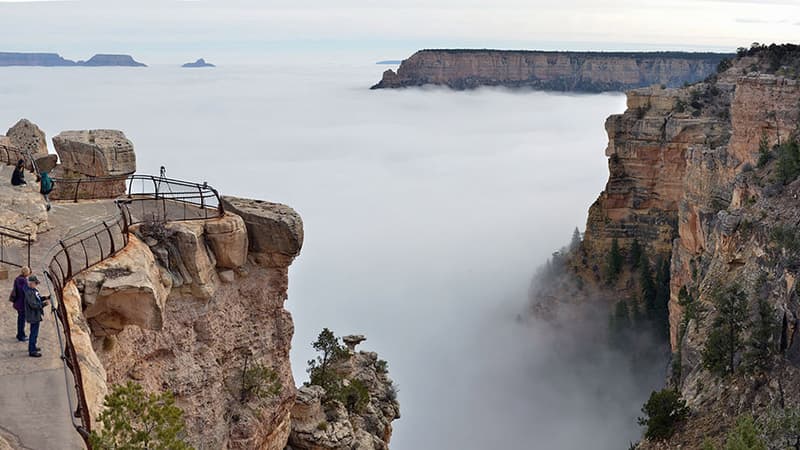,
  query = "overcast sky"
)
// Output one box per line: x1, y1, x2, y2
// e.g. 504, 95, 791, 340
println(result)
0, 0, 798, 63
